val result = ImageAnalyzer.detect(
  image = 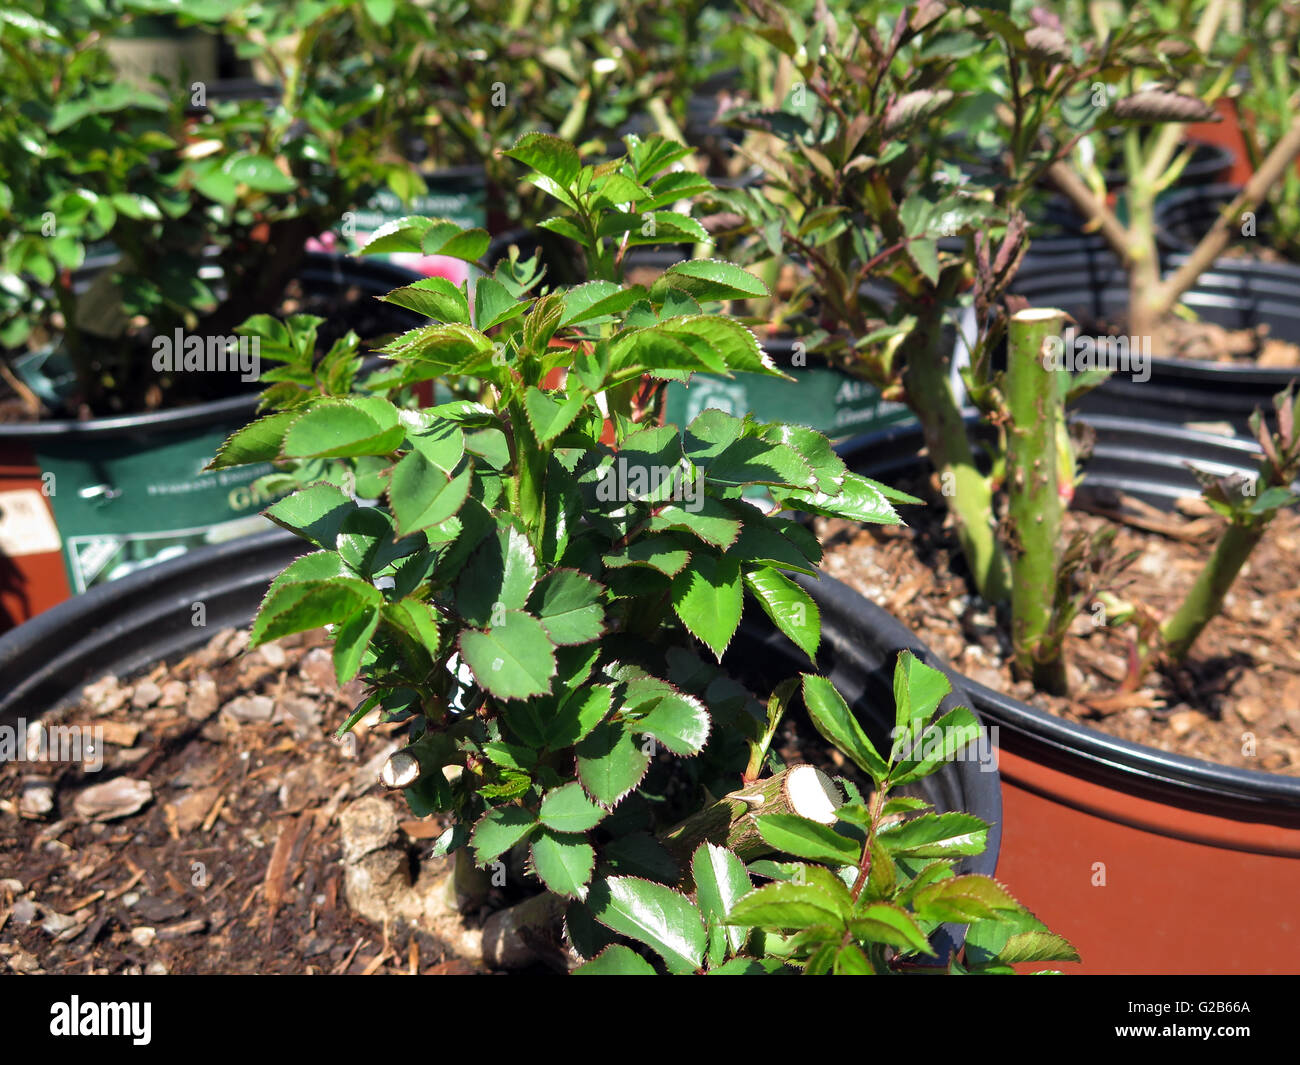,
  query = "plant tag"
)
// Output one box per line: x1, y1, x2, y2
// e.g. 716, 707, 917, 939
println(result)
0, 489, 62, 556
